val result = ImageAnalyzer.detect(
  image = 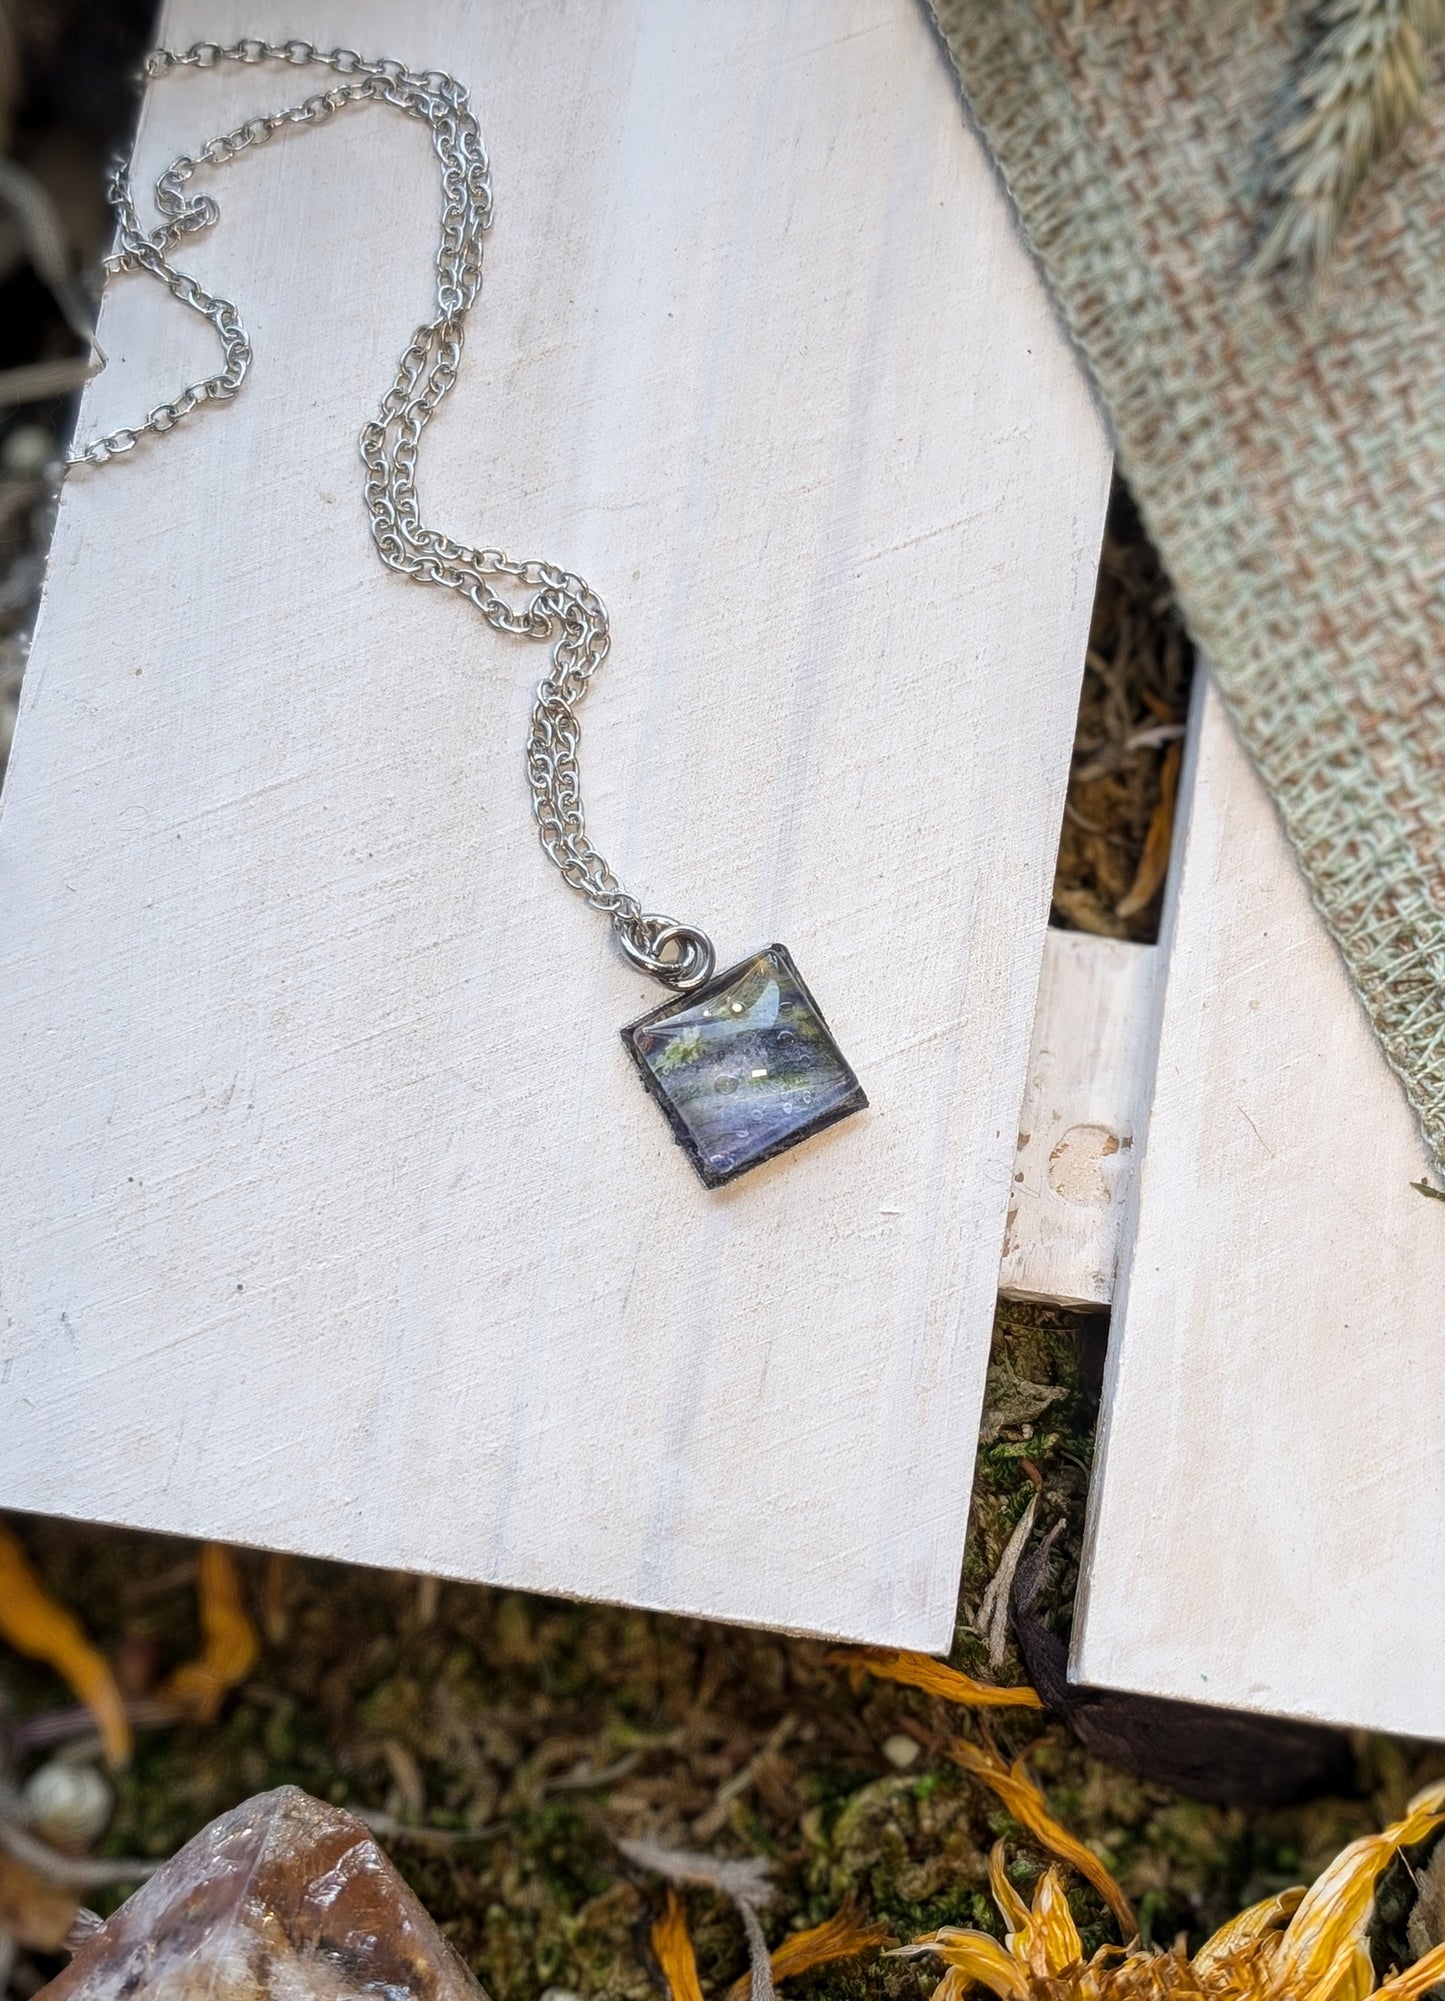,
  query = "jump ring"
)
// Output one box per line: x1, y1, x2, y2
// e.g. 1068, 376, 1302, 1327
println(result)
617, 916, 716, 994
